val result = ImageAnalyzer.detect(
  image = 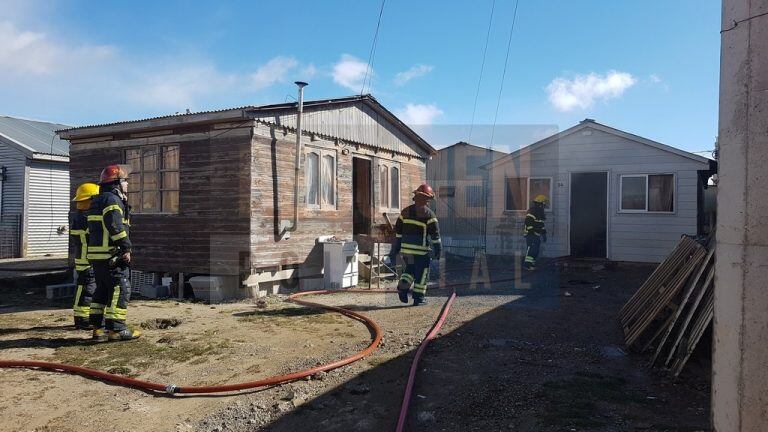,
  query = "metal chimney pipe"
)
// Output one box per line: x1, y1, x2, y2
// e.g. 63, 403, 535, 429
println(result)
283, 81, 308, 236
